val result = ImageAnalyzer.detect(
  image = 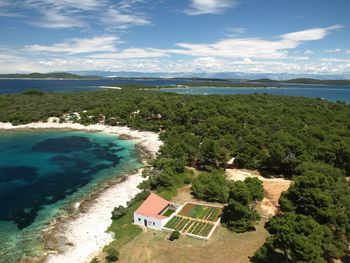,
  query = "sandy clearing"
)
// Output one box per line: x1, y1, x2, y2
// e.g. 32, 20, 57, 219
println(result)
226, 169, 291, 217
